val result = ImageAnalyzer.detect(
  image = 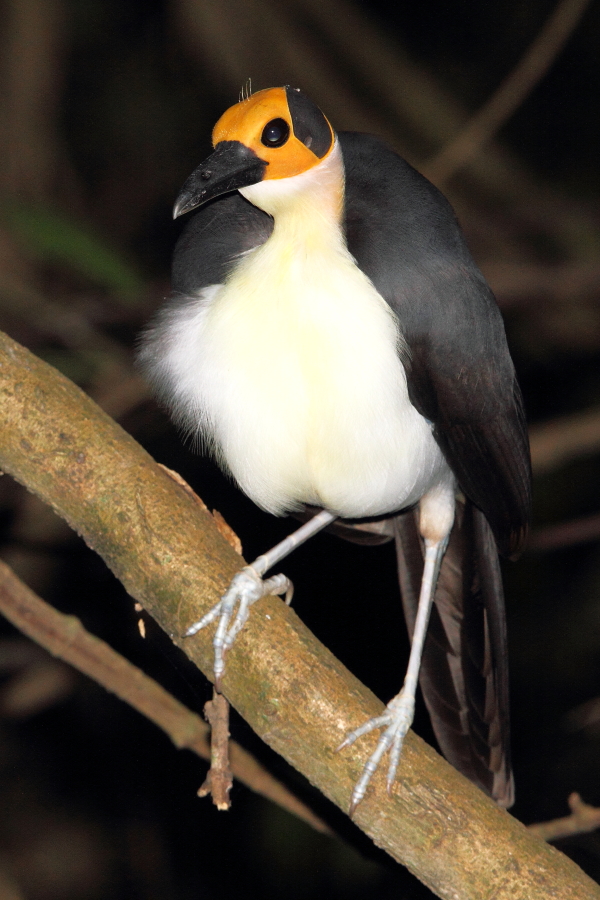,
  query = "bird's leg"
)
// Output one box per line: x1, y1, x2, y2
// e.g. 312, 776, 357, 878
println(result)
339, 483, 455, 813
184, 509, 337, 689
